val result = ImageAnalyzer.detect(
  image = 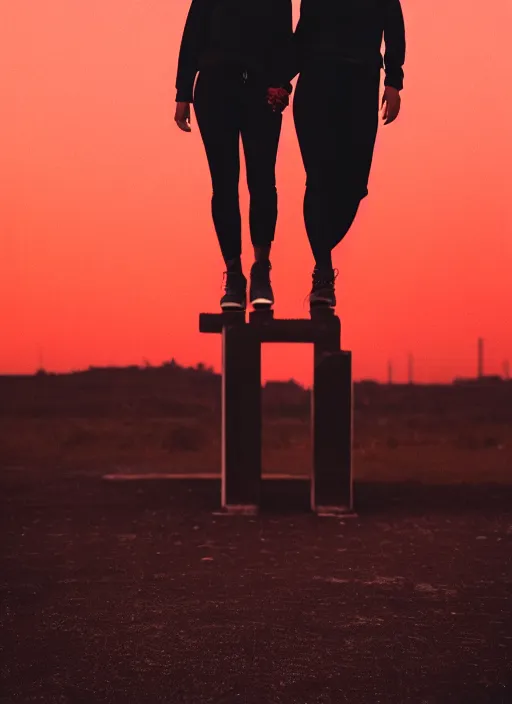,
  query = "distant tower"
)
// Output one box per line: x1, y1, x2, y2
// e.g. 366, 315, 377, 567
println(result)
504, 360, 510, 380
408, 354, 414, 385
387, 360, 393, 385
477, 338, 484, 379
